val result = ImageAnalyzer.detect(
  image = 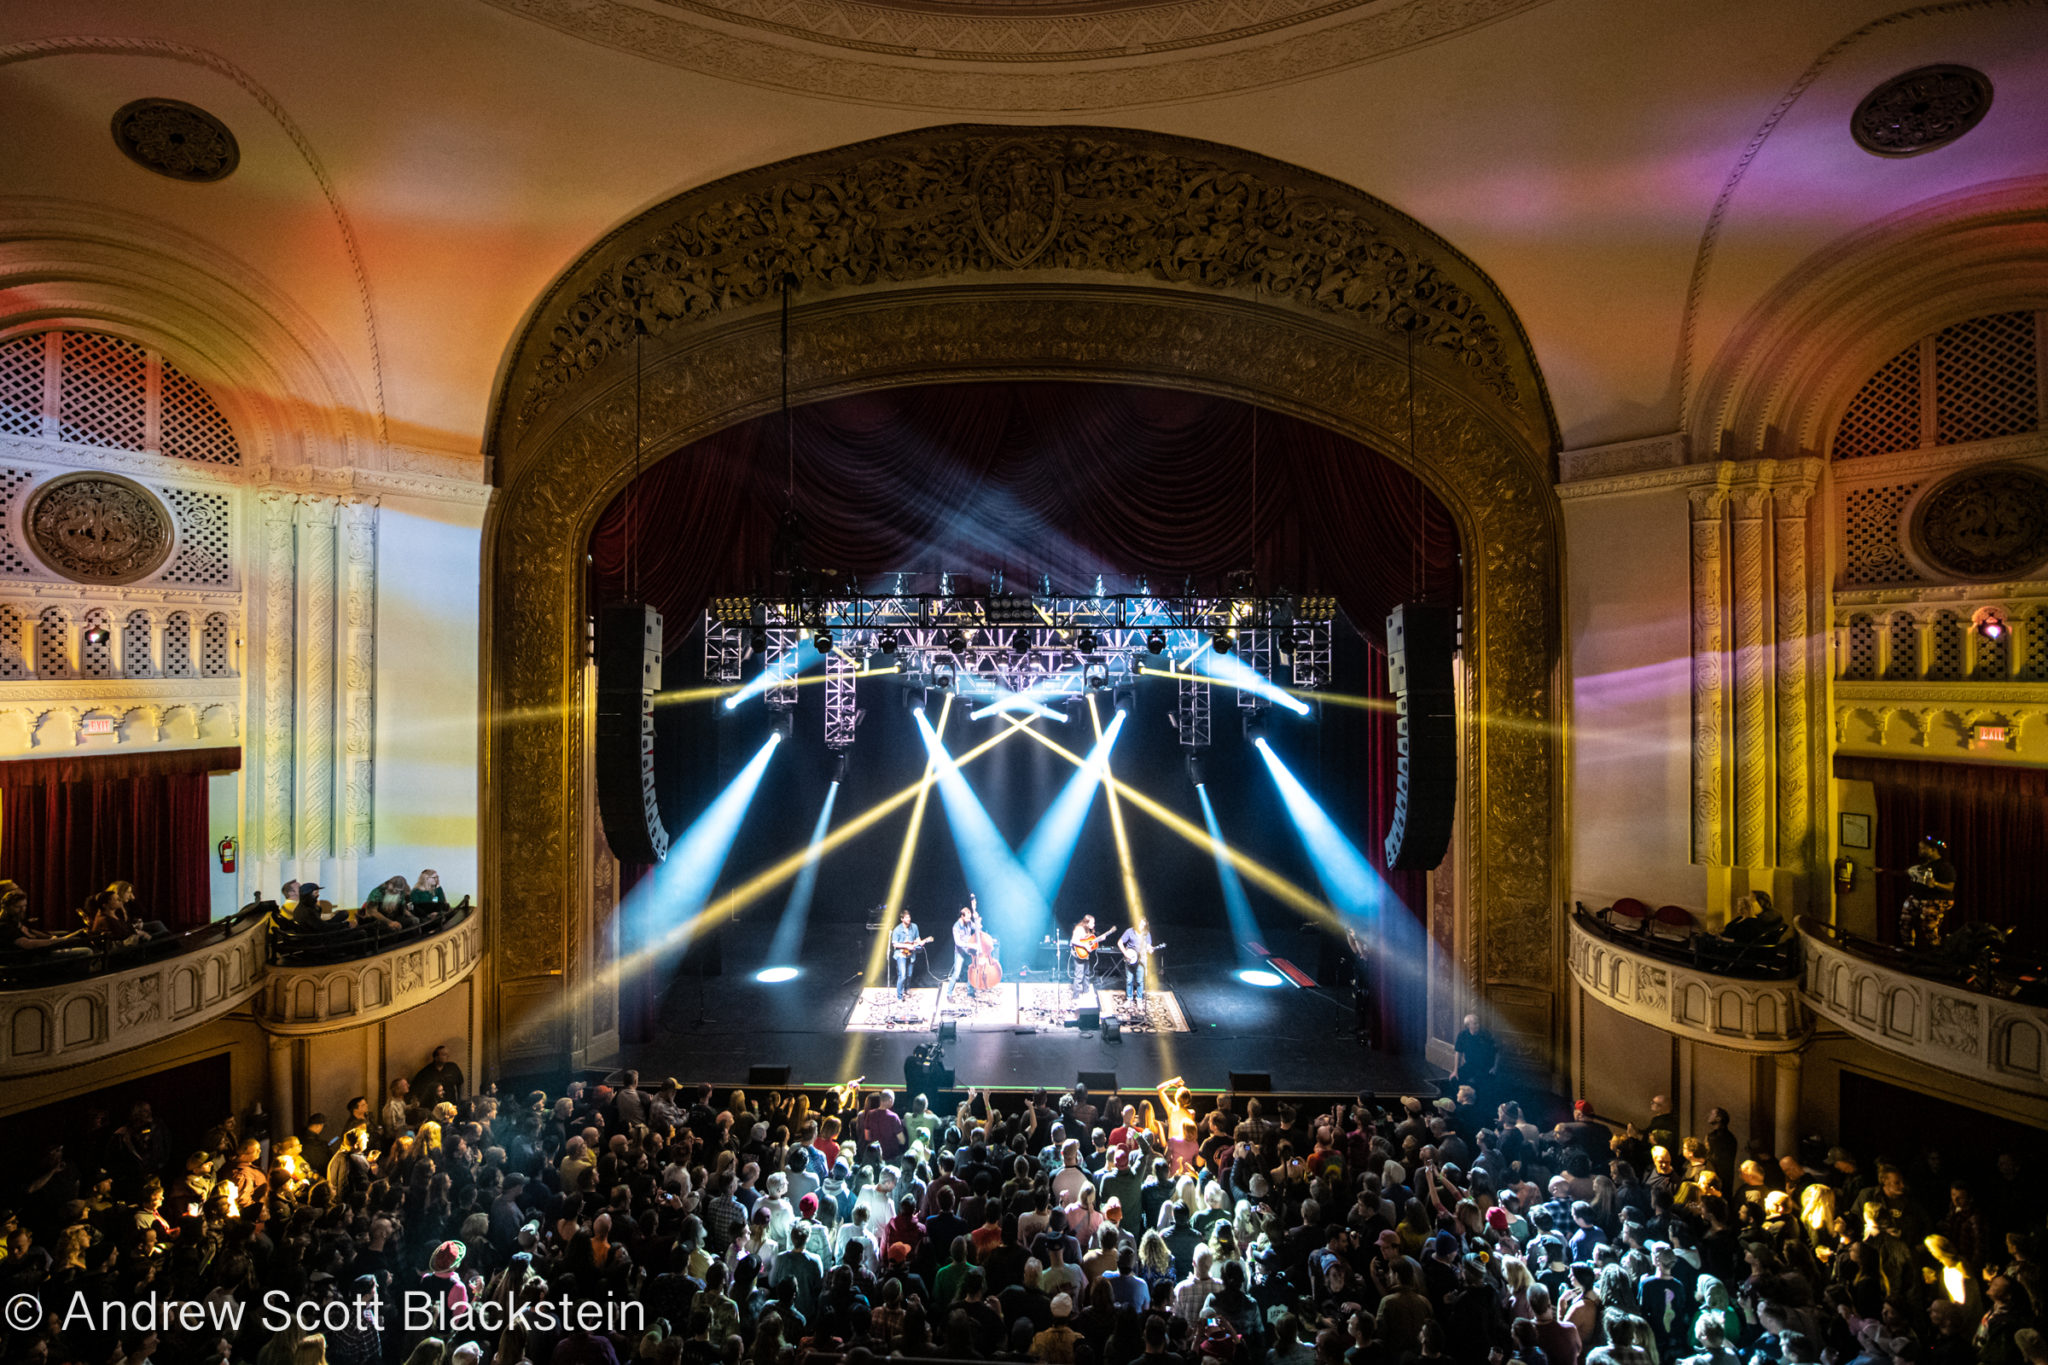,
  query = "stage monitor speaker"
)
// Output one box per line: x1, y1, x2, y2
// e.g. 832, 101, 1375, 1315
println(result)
938, 1020, 958, 1042
1077, 1070, 1118, 1091
1075, 1004, 1101, 1031
1383, 602, 1457, 872
595, 603, 669, 864
1102, 1016, 1122, 1042
748, 1065, 790, 1086
1229, 1071, 1273, 1093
